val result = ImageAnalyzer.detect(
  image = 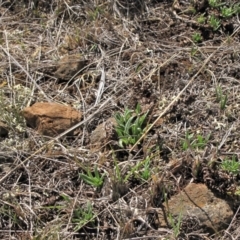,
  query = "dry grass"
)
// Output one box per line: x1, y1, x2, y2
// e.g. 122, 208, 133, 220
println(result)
0, 0, 240, 239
